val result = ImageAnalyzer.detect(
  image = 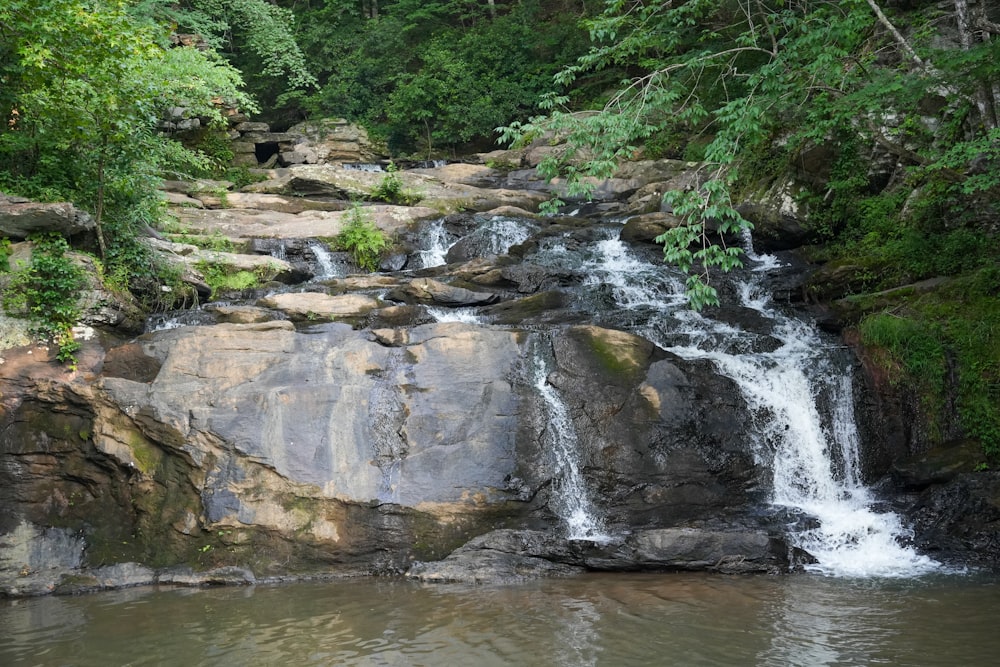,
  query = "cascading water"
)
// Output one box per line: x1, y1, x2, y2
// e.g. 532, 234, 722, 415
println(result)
531, 344, 611, 543
580, 232, 688, 310
342, 162, 385, 172
459, 216, 534, 257
635, 243, 940, 577
426, 307, 483, 324
416, 219, 453, 268
409, 213, 941, 575
309, 242, 343, 280
415, 215, 534, 269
